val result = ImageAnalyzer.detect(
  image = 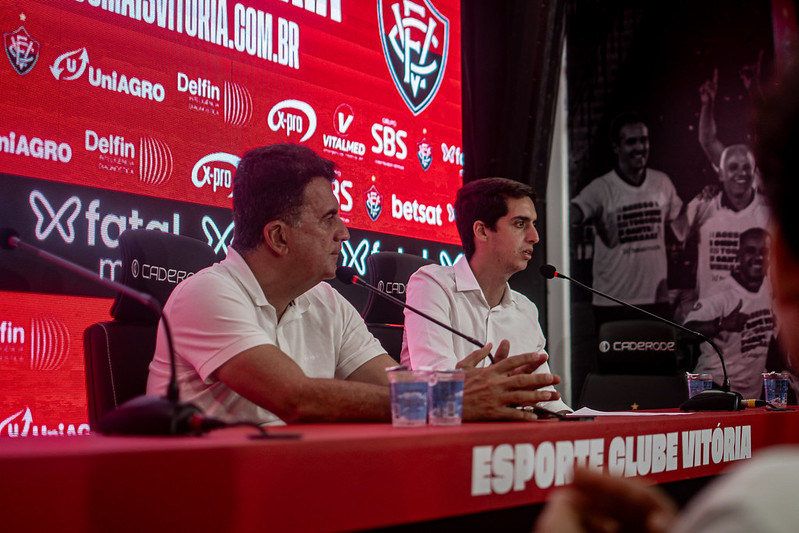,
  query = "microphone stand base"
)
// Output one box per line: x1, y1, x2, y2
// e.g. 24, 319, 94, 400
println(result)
679, 390, 744, 411
96, 395, 204, 435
